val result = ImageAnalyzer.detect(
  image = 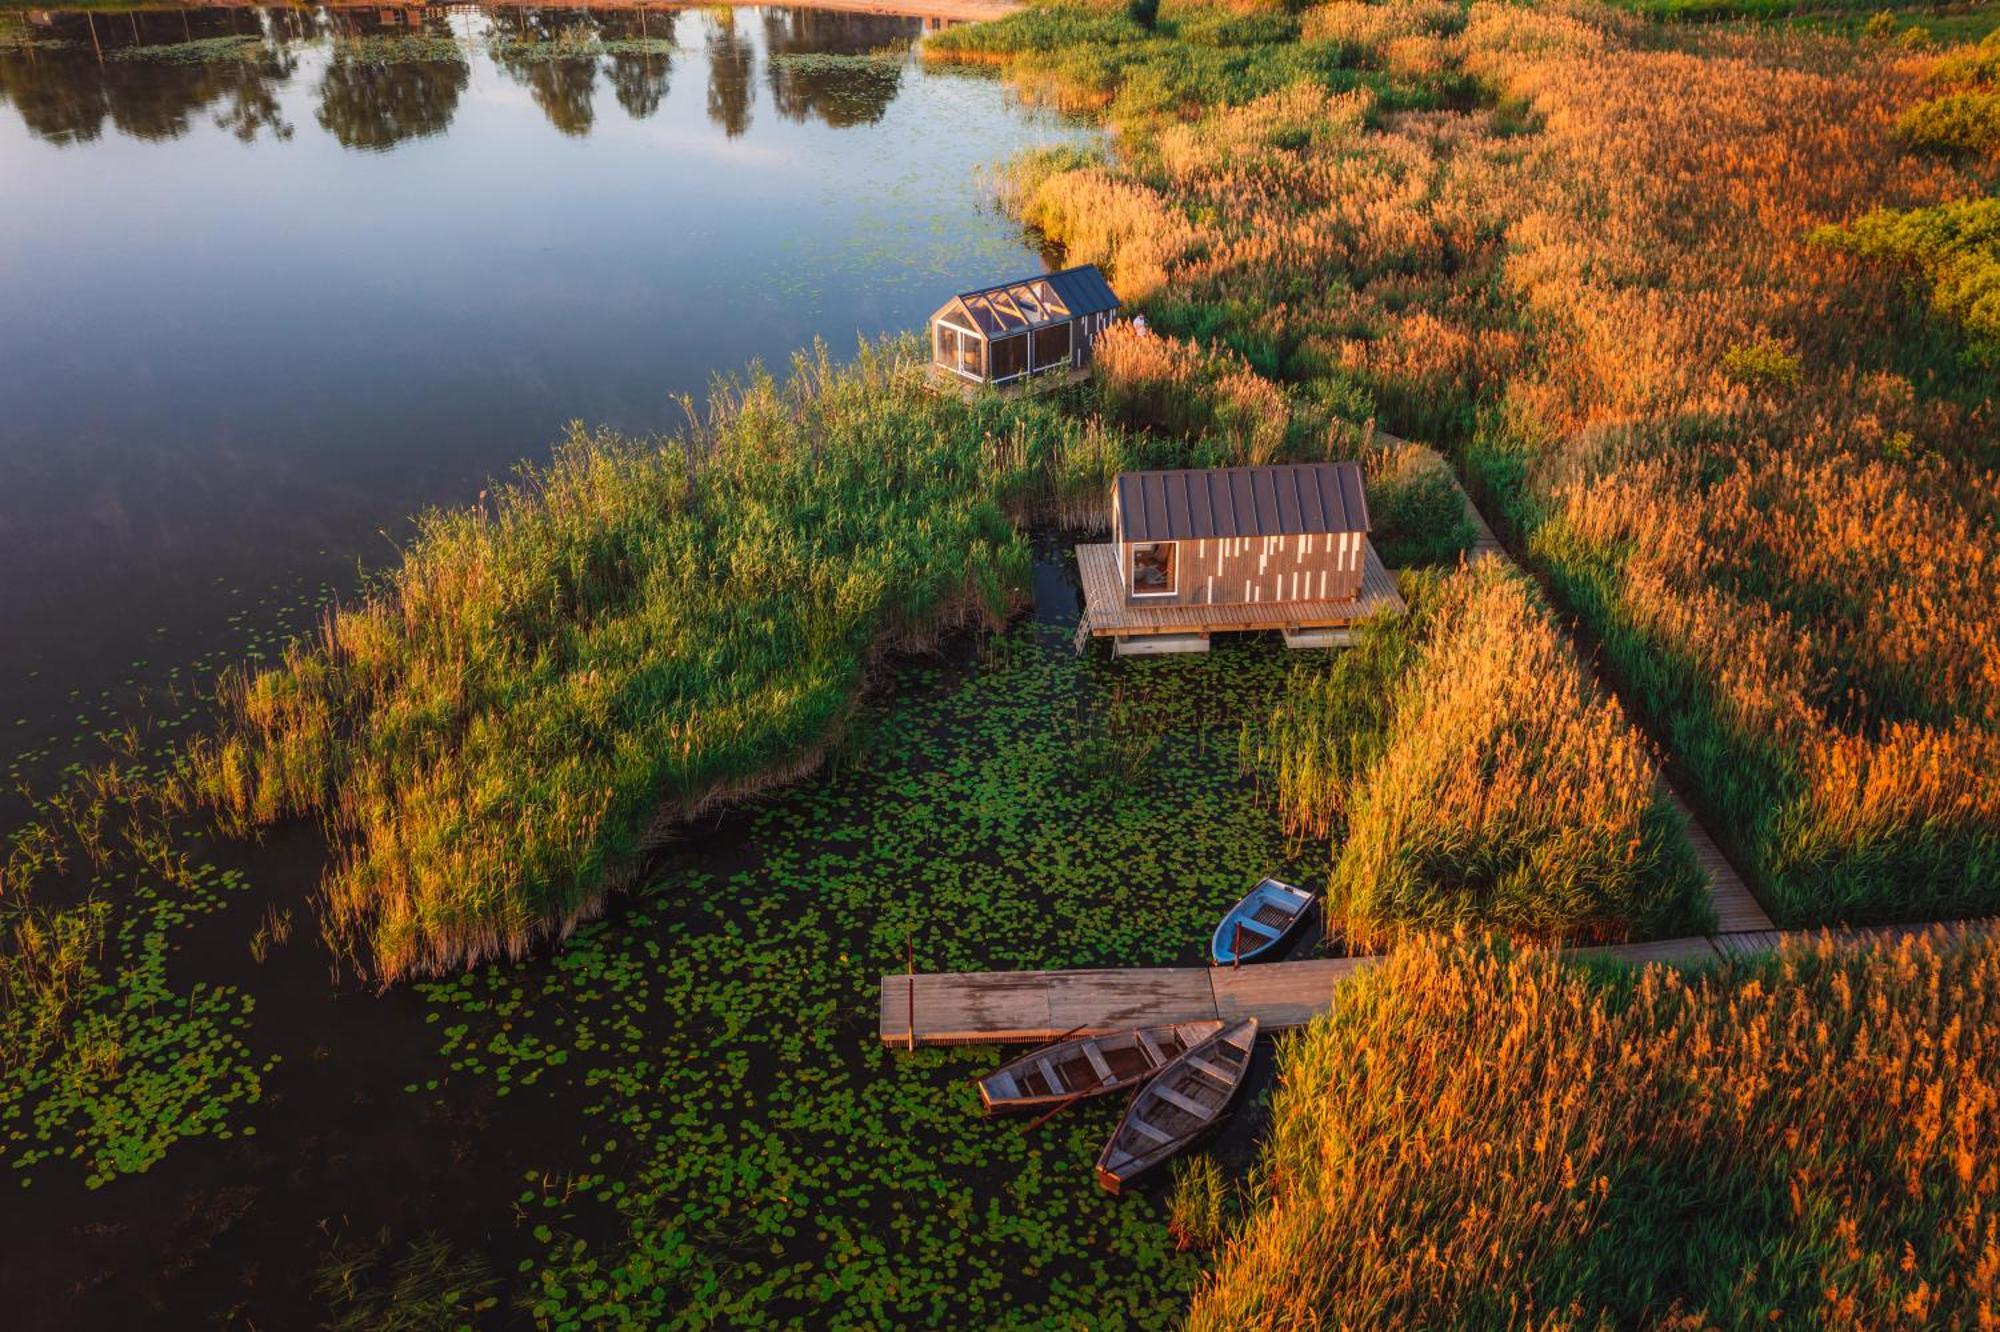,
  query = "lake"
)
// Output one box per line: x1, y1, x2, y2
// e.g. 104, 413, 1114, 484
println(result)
0, 2, 1075, 738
